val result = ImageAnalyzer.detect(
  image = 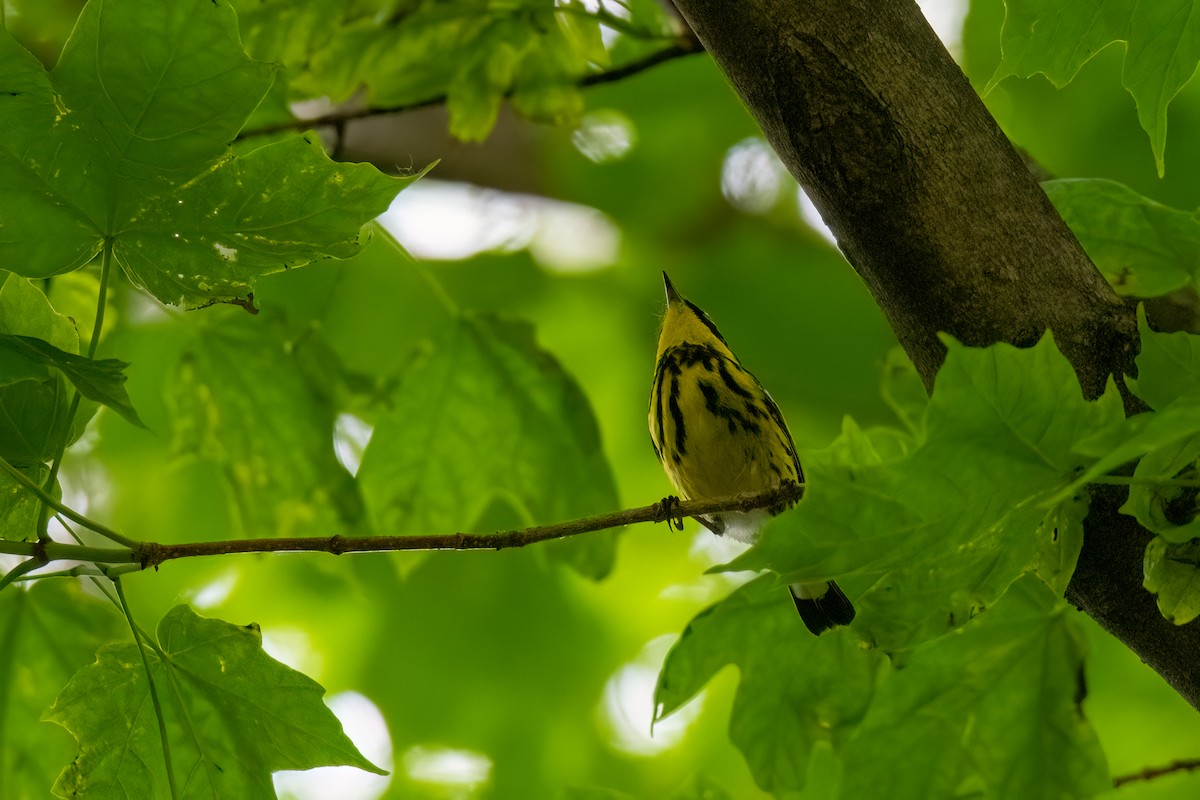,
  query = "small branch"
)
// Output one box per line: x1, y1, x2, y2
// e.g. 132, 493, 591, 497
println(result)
136, 484, 801, 569
0, 485, 798, 584
579, 40, 703, 88
1113, 758, 1200, 788
236, 38, 703, 142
